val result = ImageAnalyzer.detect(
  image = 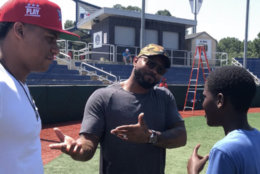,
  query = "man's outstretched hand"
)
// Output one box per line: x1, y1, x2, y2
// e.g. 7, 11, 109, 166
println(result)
110, 112, 151, 143
49, 128, 99, 161
49, 128, 83, 155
